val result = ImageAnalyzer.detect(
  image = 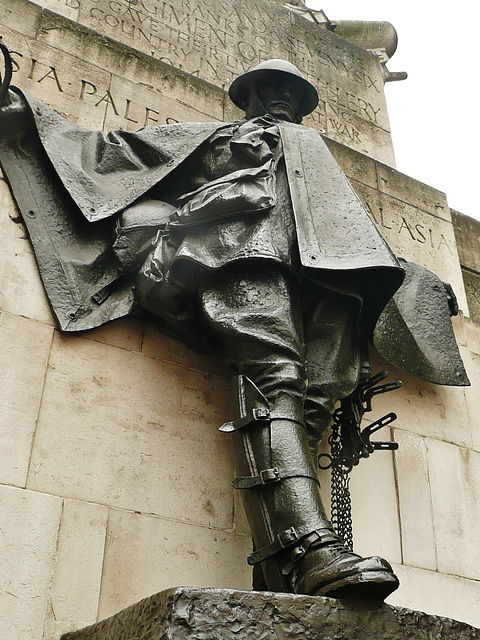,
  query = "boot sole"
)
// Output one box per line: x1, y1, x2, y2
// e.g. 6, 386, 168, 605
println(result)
314, 570, 400, 601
